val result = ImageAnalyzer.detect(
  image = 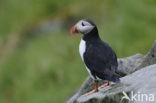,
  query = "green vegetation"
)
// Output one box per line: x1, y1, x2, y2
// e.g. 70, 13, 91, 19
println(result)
0, 0, 156, 103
